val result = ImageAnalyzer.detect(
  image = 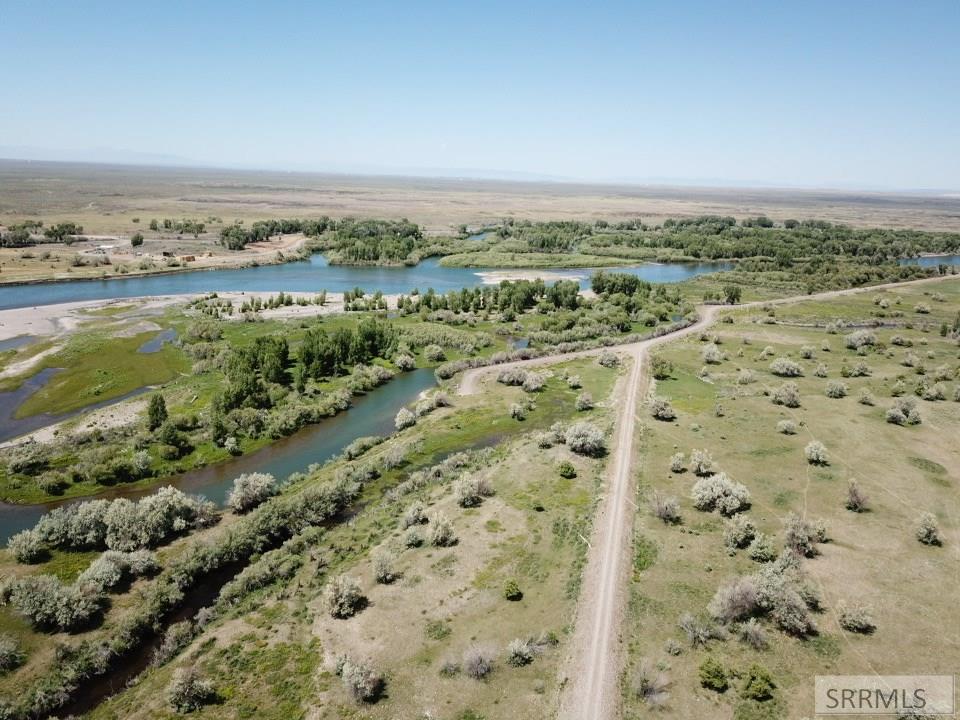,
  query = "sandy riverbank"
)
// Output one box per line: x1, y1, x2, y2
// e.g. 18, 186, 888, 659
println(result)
475, 269, 589, 285
0, 291, 405, 342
